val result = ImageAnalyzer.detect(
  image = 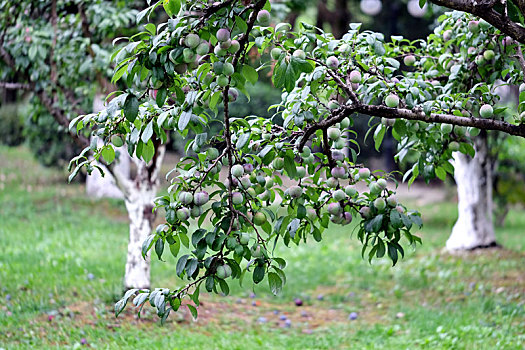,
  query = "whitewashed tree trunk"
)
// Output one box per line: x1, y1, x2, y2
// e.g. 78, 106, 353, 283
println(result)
446, 133, 497, 251
86, 94, 166, 289
123, 147, 165, 290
